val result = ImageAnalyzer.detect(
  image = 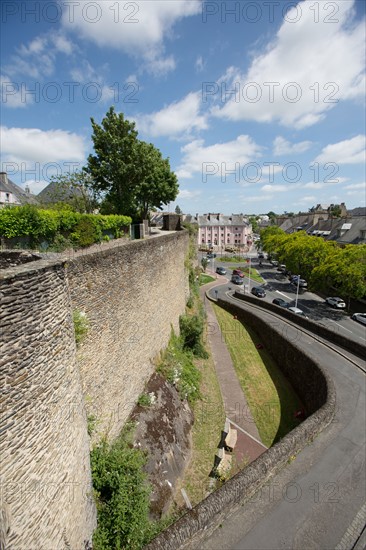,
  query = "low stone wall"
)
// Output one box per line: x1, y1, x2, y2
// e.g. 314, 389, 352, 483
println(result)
145, 297, 336, 550
233, 291, 366, 360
